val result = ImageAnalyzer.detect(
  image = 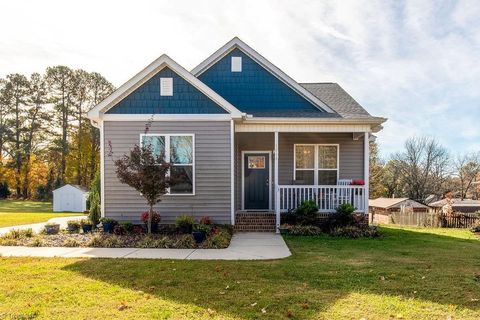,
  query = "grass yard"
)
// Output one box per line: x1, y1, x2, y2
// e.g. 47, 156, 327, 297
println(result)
0, 226, 479, 319
0, 200, 84, 227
